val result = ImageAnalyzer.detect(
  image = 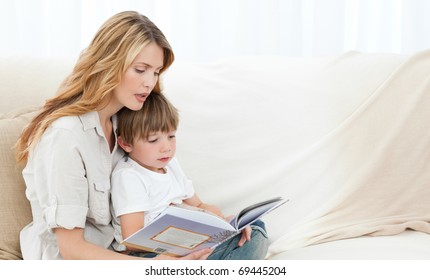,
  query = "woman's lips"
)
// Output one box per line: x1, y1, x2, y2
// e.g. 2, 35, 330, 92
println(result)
135, 93, 147, 103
